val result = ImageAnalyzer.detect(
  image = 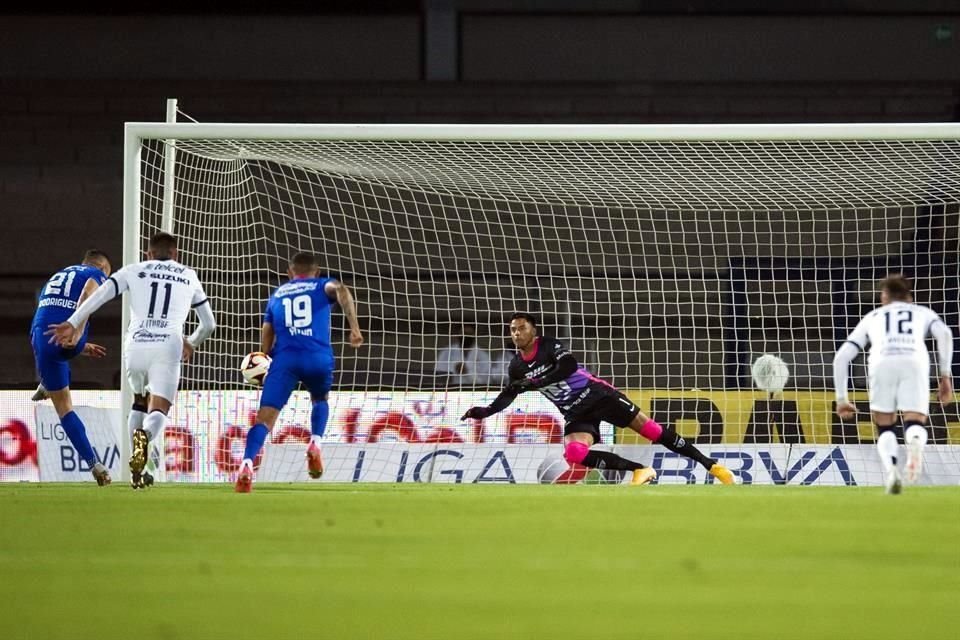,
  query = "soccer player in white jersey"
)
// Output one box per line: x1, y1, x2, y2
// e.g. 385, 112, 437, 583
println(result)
833, 274, 954, 494
47, 233, 217, 489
